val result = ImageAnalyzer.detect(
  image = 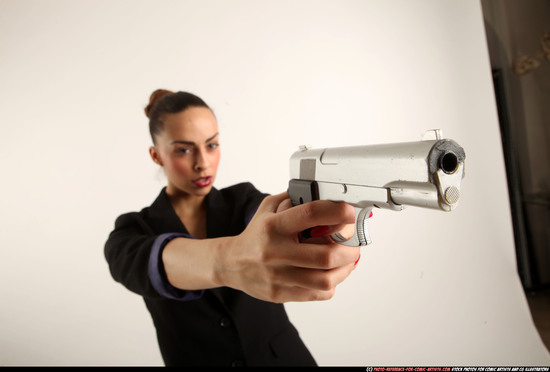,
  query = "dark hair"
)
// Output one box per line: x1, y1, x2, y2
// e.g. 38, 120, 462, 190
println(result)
144, 89, 211, 143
